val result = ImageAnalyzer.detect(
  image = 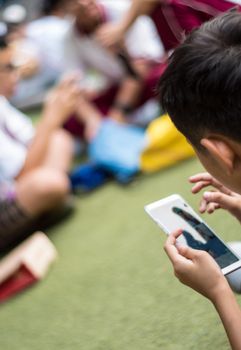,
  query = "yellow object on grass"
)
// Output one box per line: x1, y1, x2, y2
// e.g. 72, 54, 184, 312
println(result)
140, 114, 195, 172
